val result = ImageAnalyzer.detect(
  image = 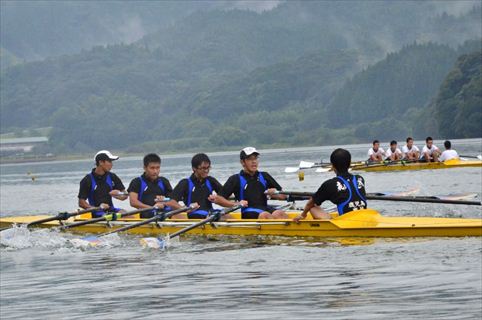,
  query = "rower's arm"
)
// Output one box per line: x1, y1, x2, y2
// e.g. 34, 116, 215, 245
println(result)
111, 189, 128, 201
214, 195, 243, 208
301, 197, 316, 218
165, 199, 182, 210
129, 192, 157, 209
267, 188, 287, 200
293, 197, 316, 222
78, 198, 91, 210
